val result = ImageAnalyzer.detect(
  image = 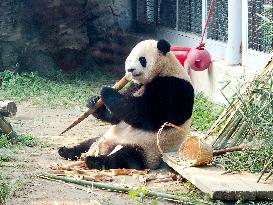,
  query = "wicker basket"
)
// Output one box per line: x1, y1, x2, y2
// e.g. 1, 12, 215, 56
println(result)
157, 122, 213, 167
179, 135, 213, 166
